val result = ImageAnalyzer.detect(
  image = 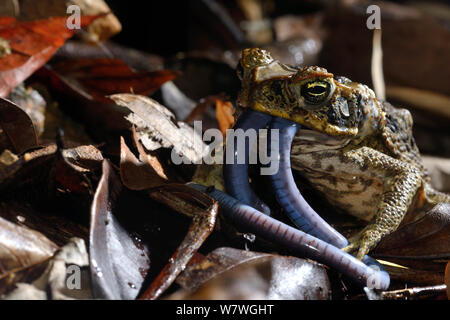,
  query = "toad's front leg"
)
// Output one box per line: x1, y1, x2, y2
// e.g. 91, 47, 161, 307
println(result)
341, 146, 423, 260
